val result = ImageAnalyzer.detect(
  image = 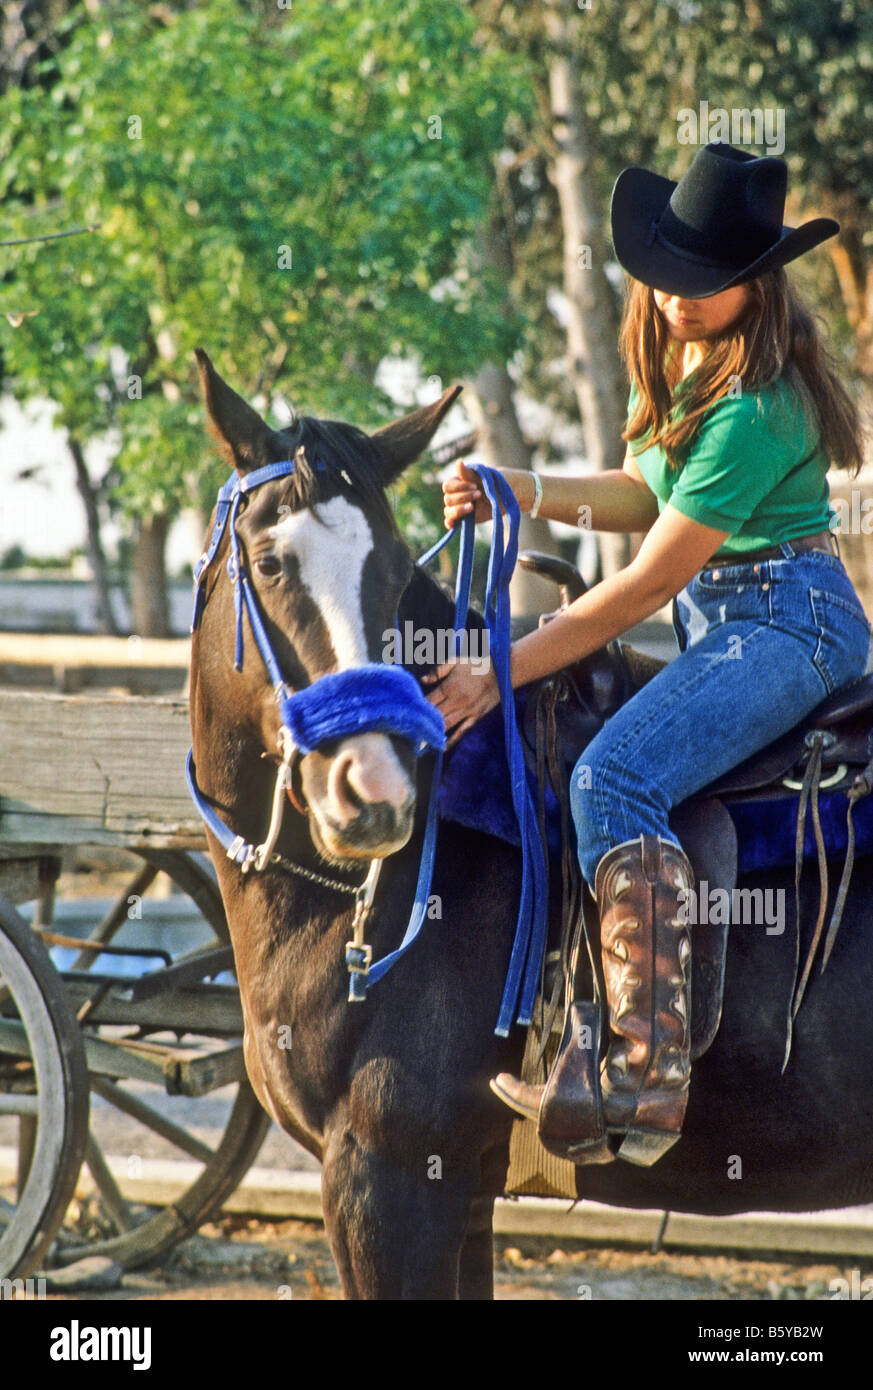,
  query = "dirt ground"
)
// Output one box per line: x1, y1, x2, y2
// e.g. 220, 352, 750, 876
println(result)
43, 1214, 869, 1301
